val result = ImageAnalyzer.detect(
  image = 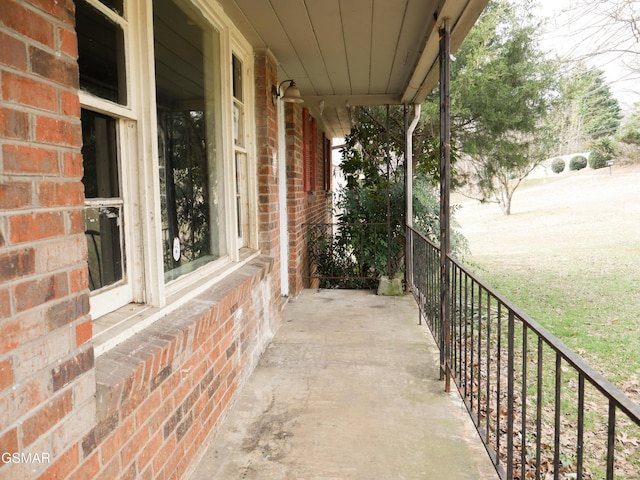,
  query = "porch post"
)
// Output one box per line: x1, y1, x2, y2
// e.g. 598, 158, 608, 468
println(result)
405, 104, 421, 293
439, 19, 452, 392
